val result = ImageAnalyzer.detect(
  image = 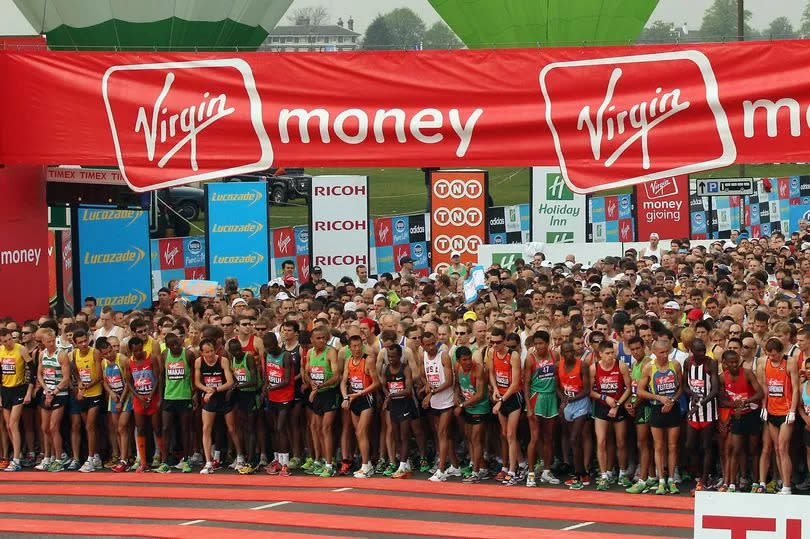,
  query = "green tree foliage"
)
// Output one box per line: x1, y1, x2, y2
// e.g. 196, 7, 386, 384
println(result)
422, 21, 463, 49
801, 1, 810, 36
362, 15, 394, 50
699, 0, 755, 39
638, 20, 676, 43
383, 7, 426, 49
765, 16, 795, 39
